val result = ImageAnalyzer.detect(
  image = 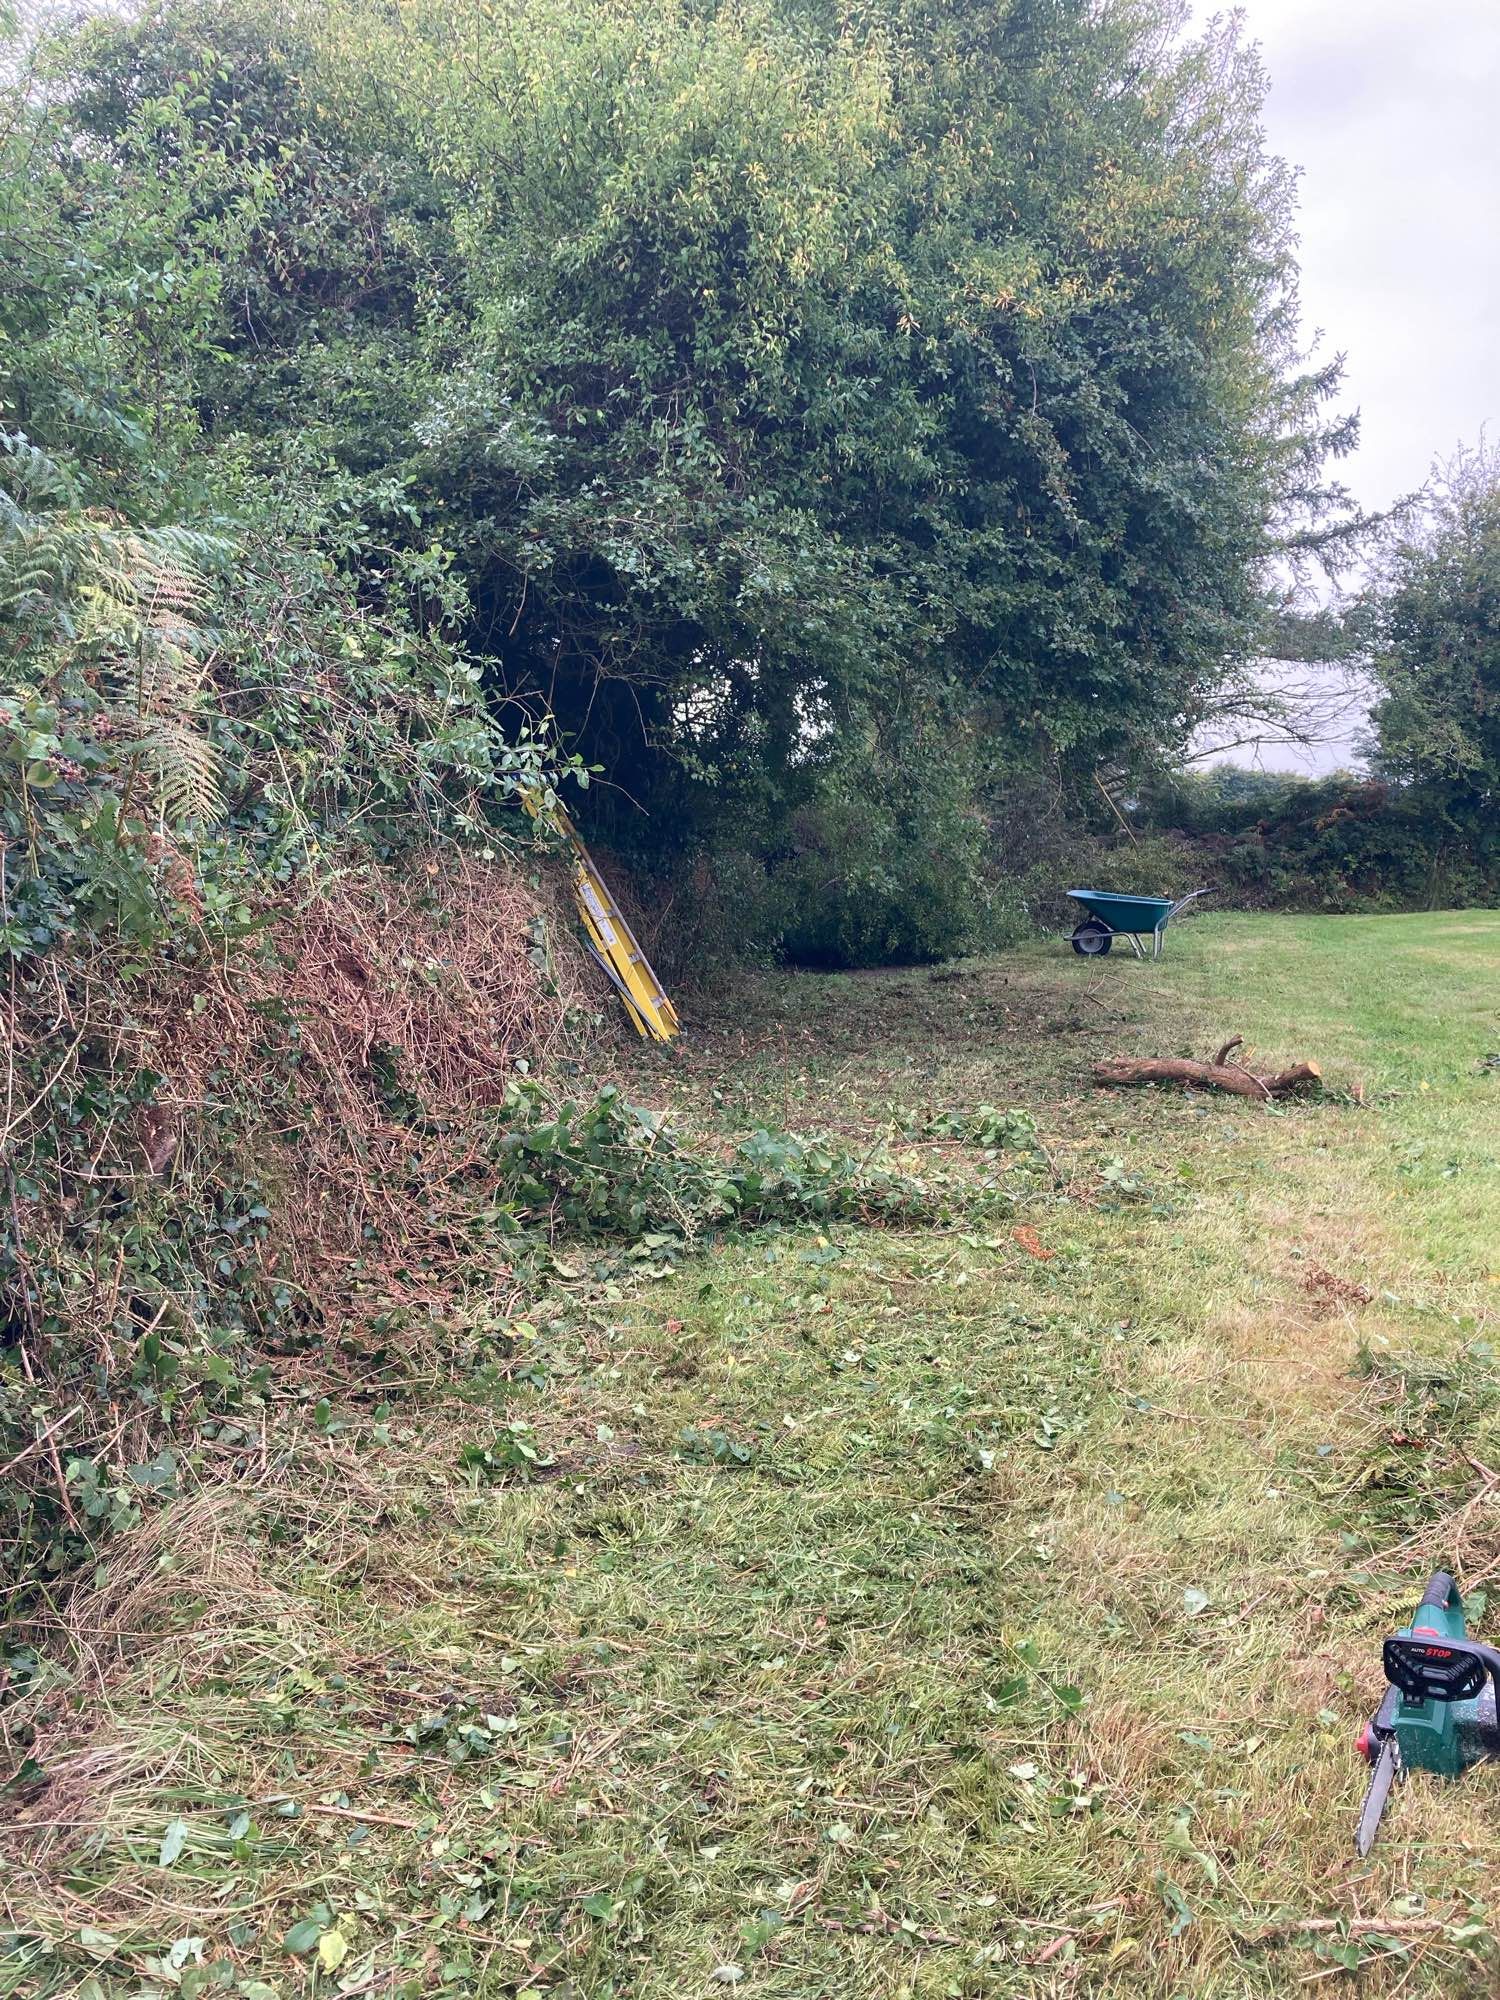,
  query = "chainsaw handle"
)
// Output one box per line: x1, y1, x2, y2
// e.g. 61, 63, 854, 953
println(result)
1419, 1570, 1459, 1614
1383, 1632, 1500, 1706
